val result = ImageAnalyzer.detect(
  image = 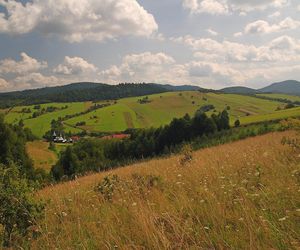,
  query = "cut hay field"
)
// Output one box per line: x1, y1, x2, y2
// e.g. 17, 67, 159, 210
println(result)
26, 141, 58, 172
65, 91, 290, 132
32, 131, 300, 249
